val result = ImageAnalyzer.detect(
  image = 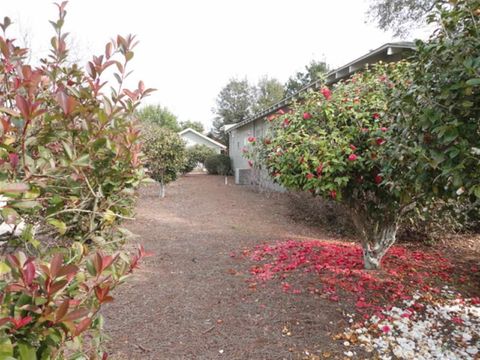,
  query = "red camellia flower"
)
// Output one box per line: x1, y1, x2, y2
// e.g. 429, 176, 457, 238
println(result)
247, 136, 256, 143
375, 175, 383, 184
376, 138, 386, 145
381, 325, 391, 333
348, 154, 358, 161
306, 173, 314, 180
277, 109, 285, 115
330, 190, 337, 199
248, 160, 253, 167
303, 112, 312, 120
267, 114, 276, 121
283, 118, 290, 127
349, 144, 357, 151
241, 147, 248, 153
372, 113, 380, 119
381, 127, 388, 132
321, 87, 332, 100
316, 163, 323, 176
